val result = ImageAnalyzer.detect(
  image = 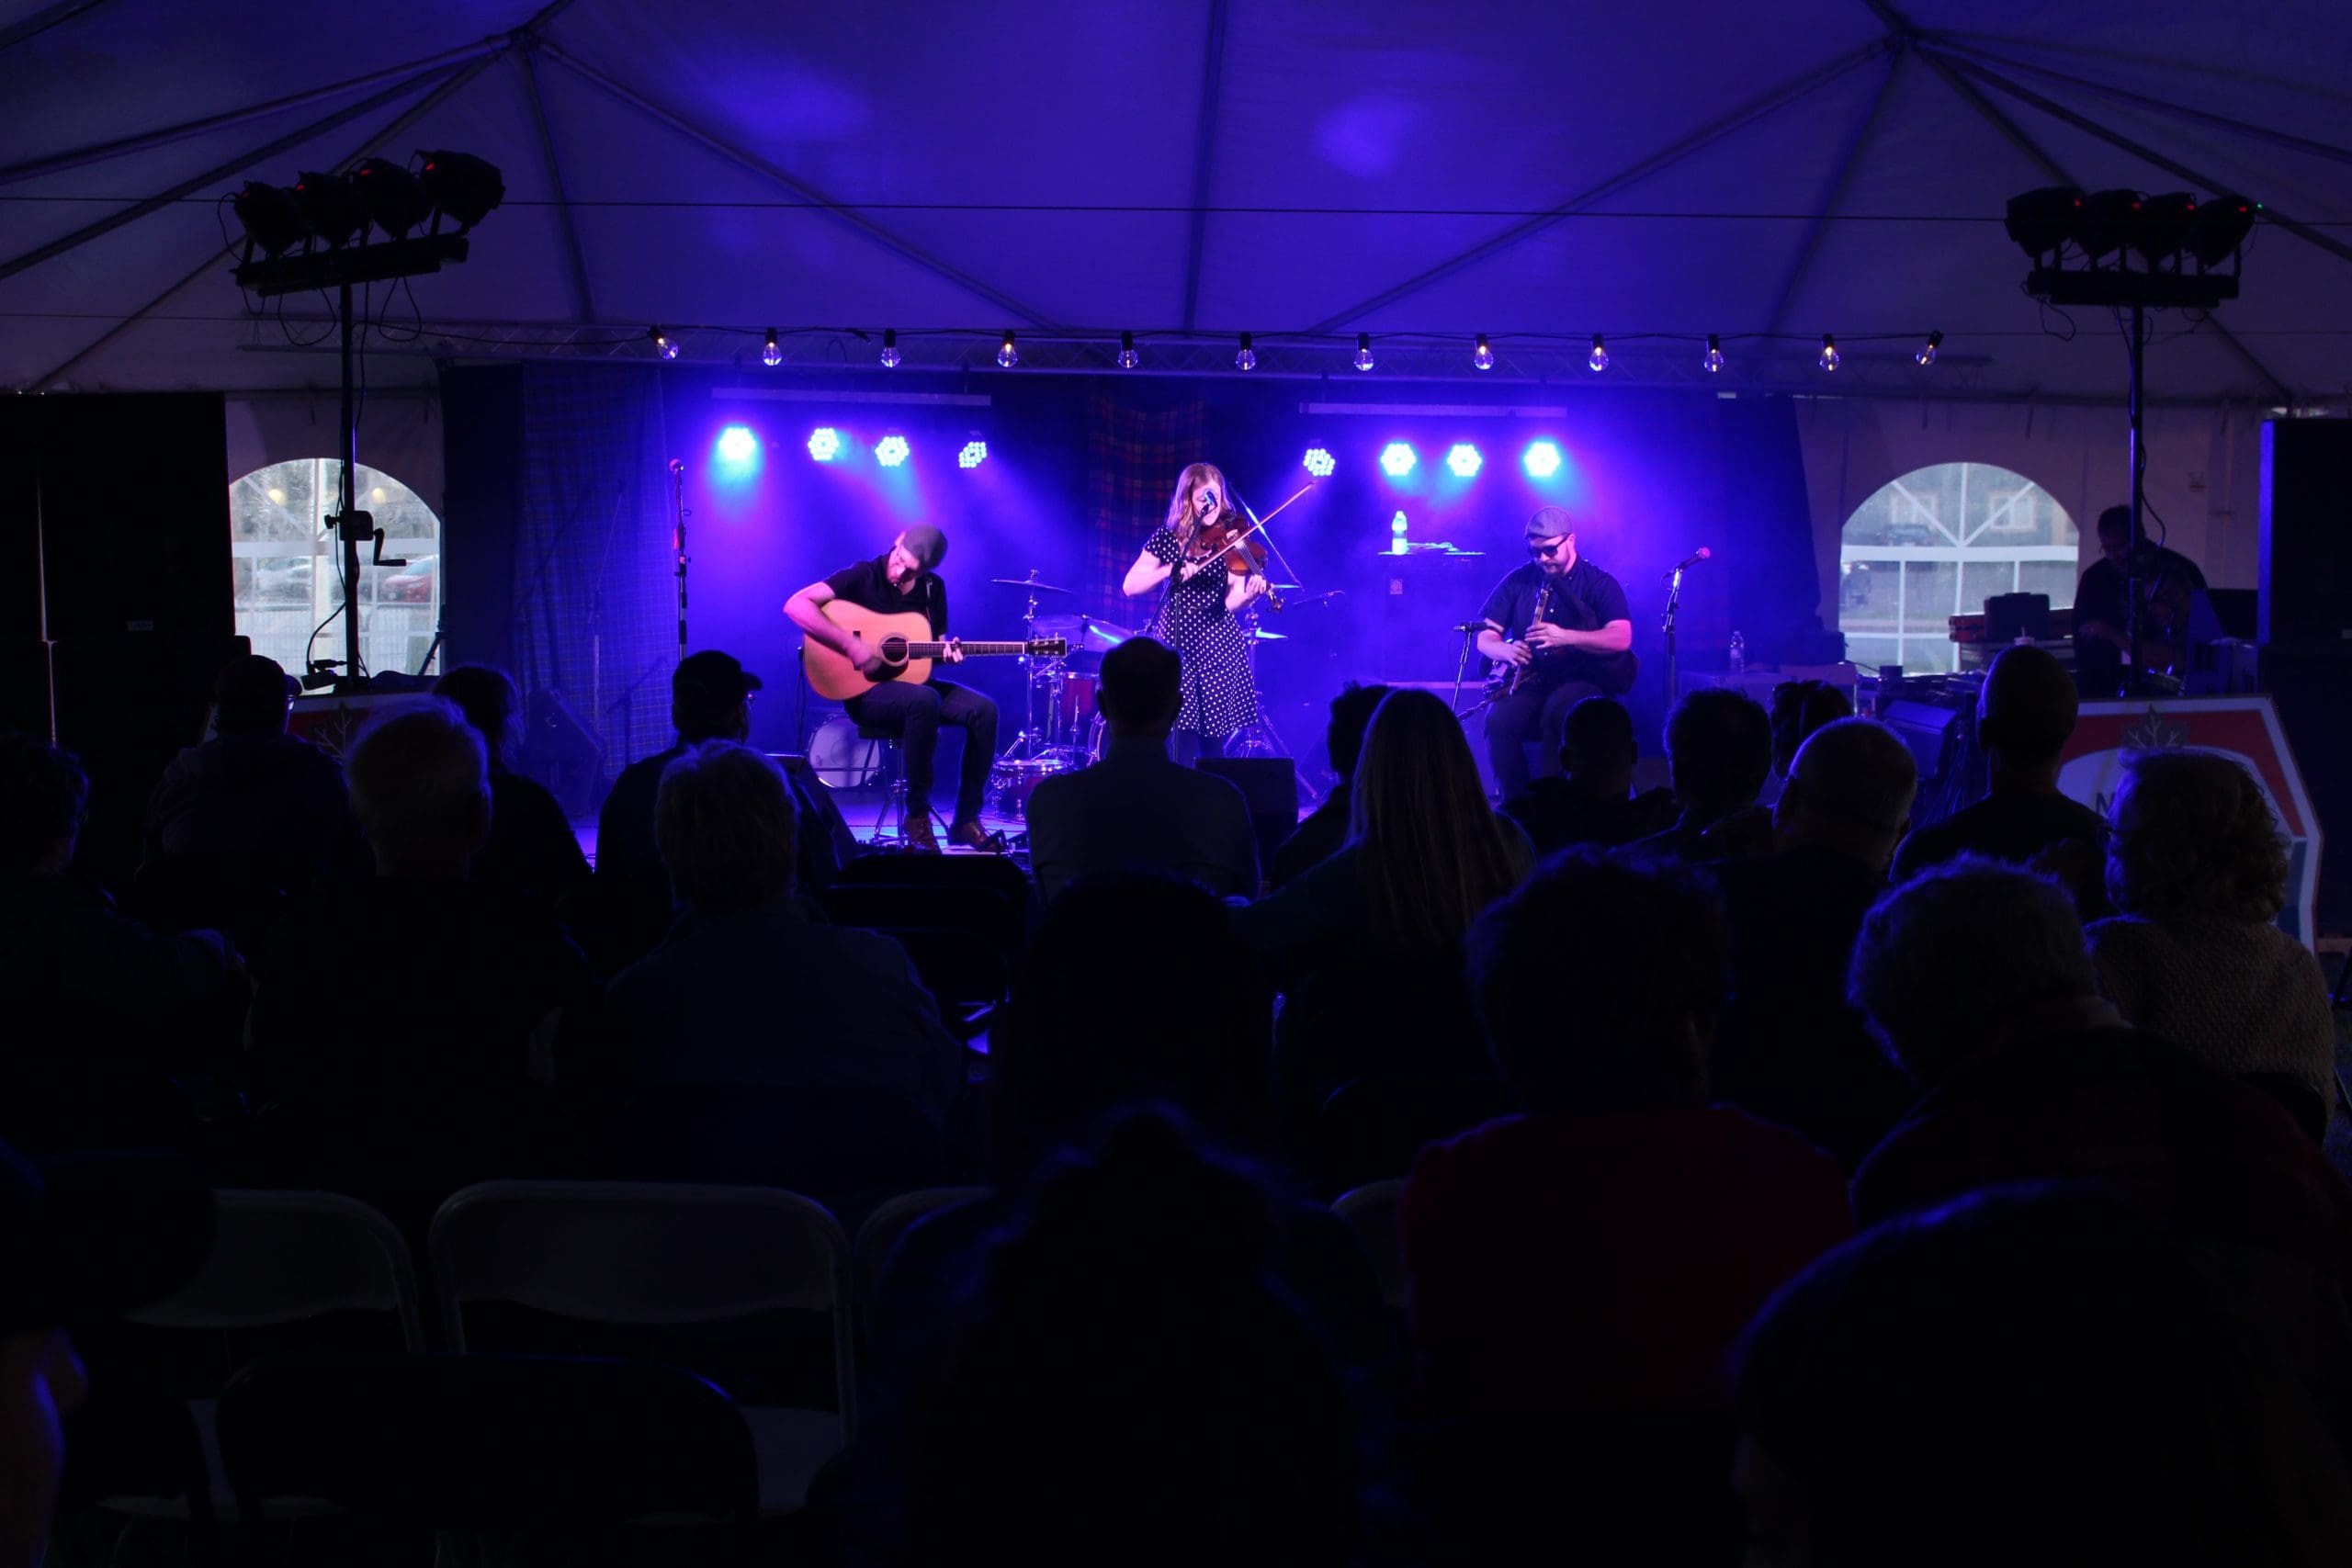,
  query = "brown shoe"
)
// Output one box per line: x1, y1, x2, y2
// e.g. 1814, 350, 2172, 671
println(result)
947, 818, 995, 852
902, 815, 941, 852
